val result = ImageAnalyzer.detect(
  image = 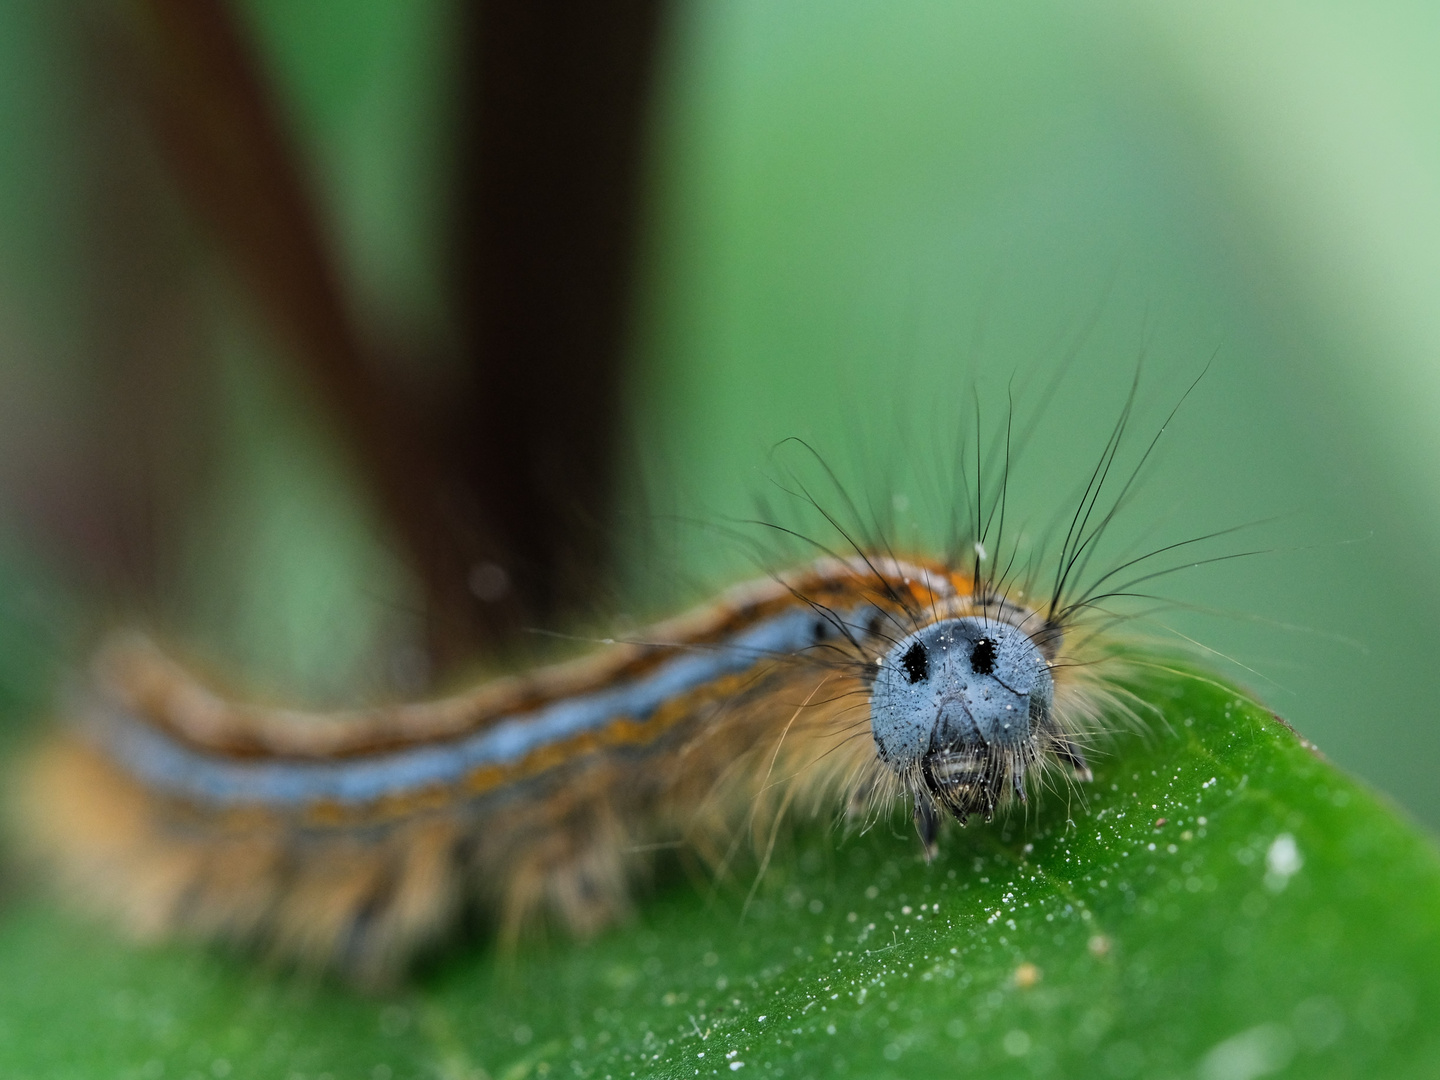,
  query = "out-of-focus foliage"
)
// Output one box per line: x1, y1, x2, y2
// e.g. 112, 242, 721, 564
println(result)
4, 0, 1439, 819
